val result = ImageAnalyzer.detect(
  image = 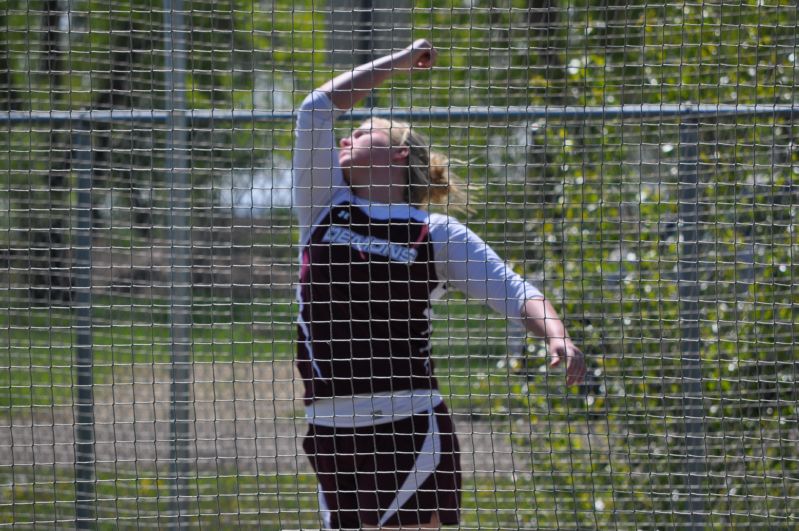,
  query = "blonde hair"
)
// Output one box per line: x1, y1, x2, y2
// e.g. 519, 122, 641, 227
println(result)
366, 118, 469, 211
